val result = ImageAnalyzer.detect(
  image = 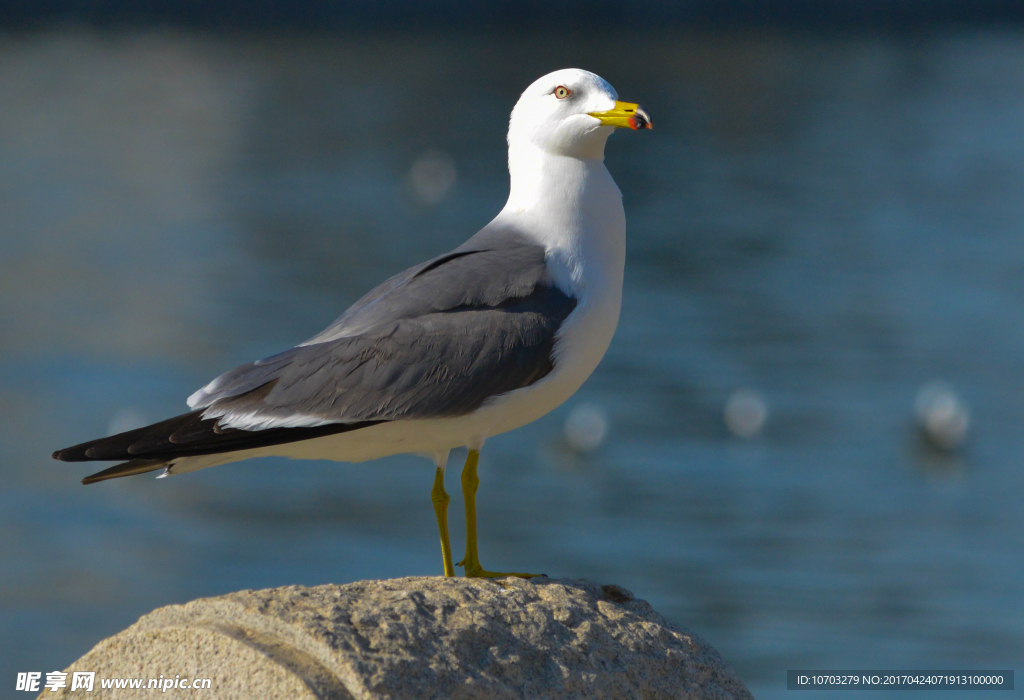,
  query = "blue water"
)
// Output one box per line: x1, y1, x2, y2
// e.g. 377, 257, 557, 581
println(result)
2, 29, 1023, 698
